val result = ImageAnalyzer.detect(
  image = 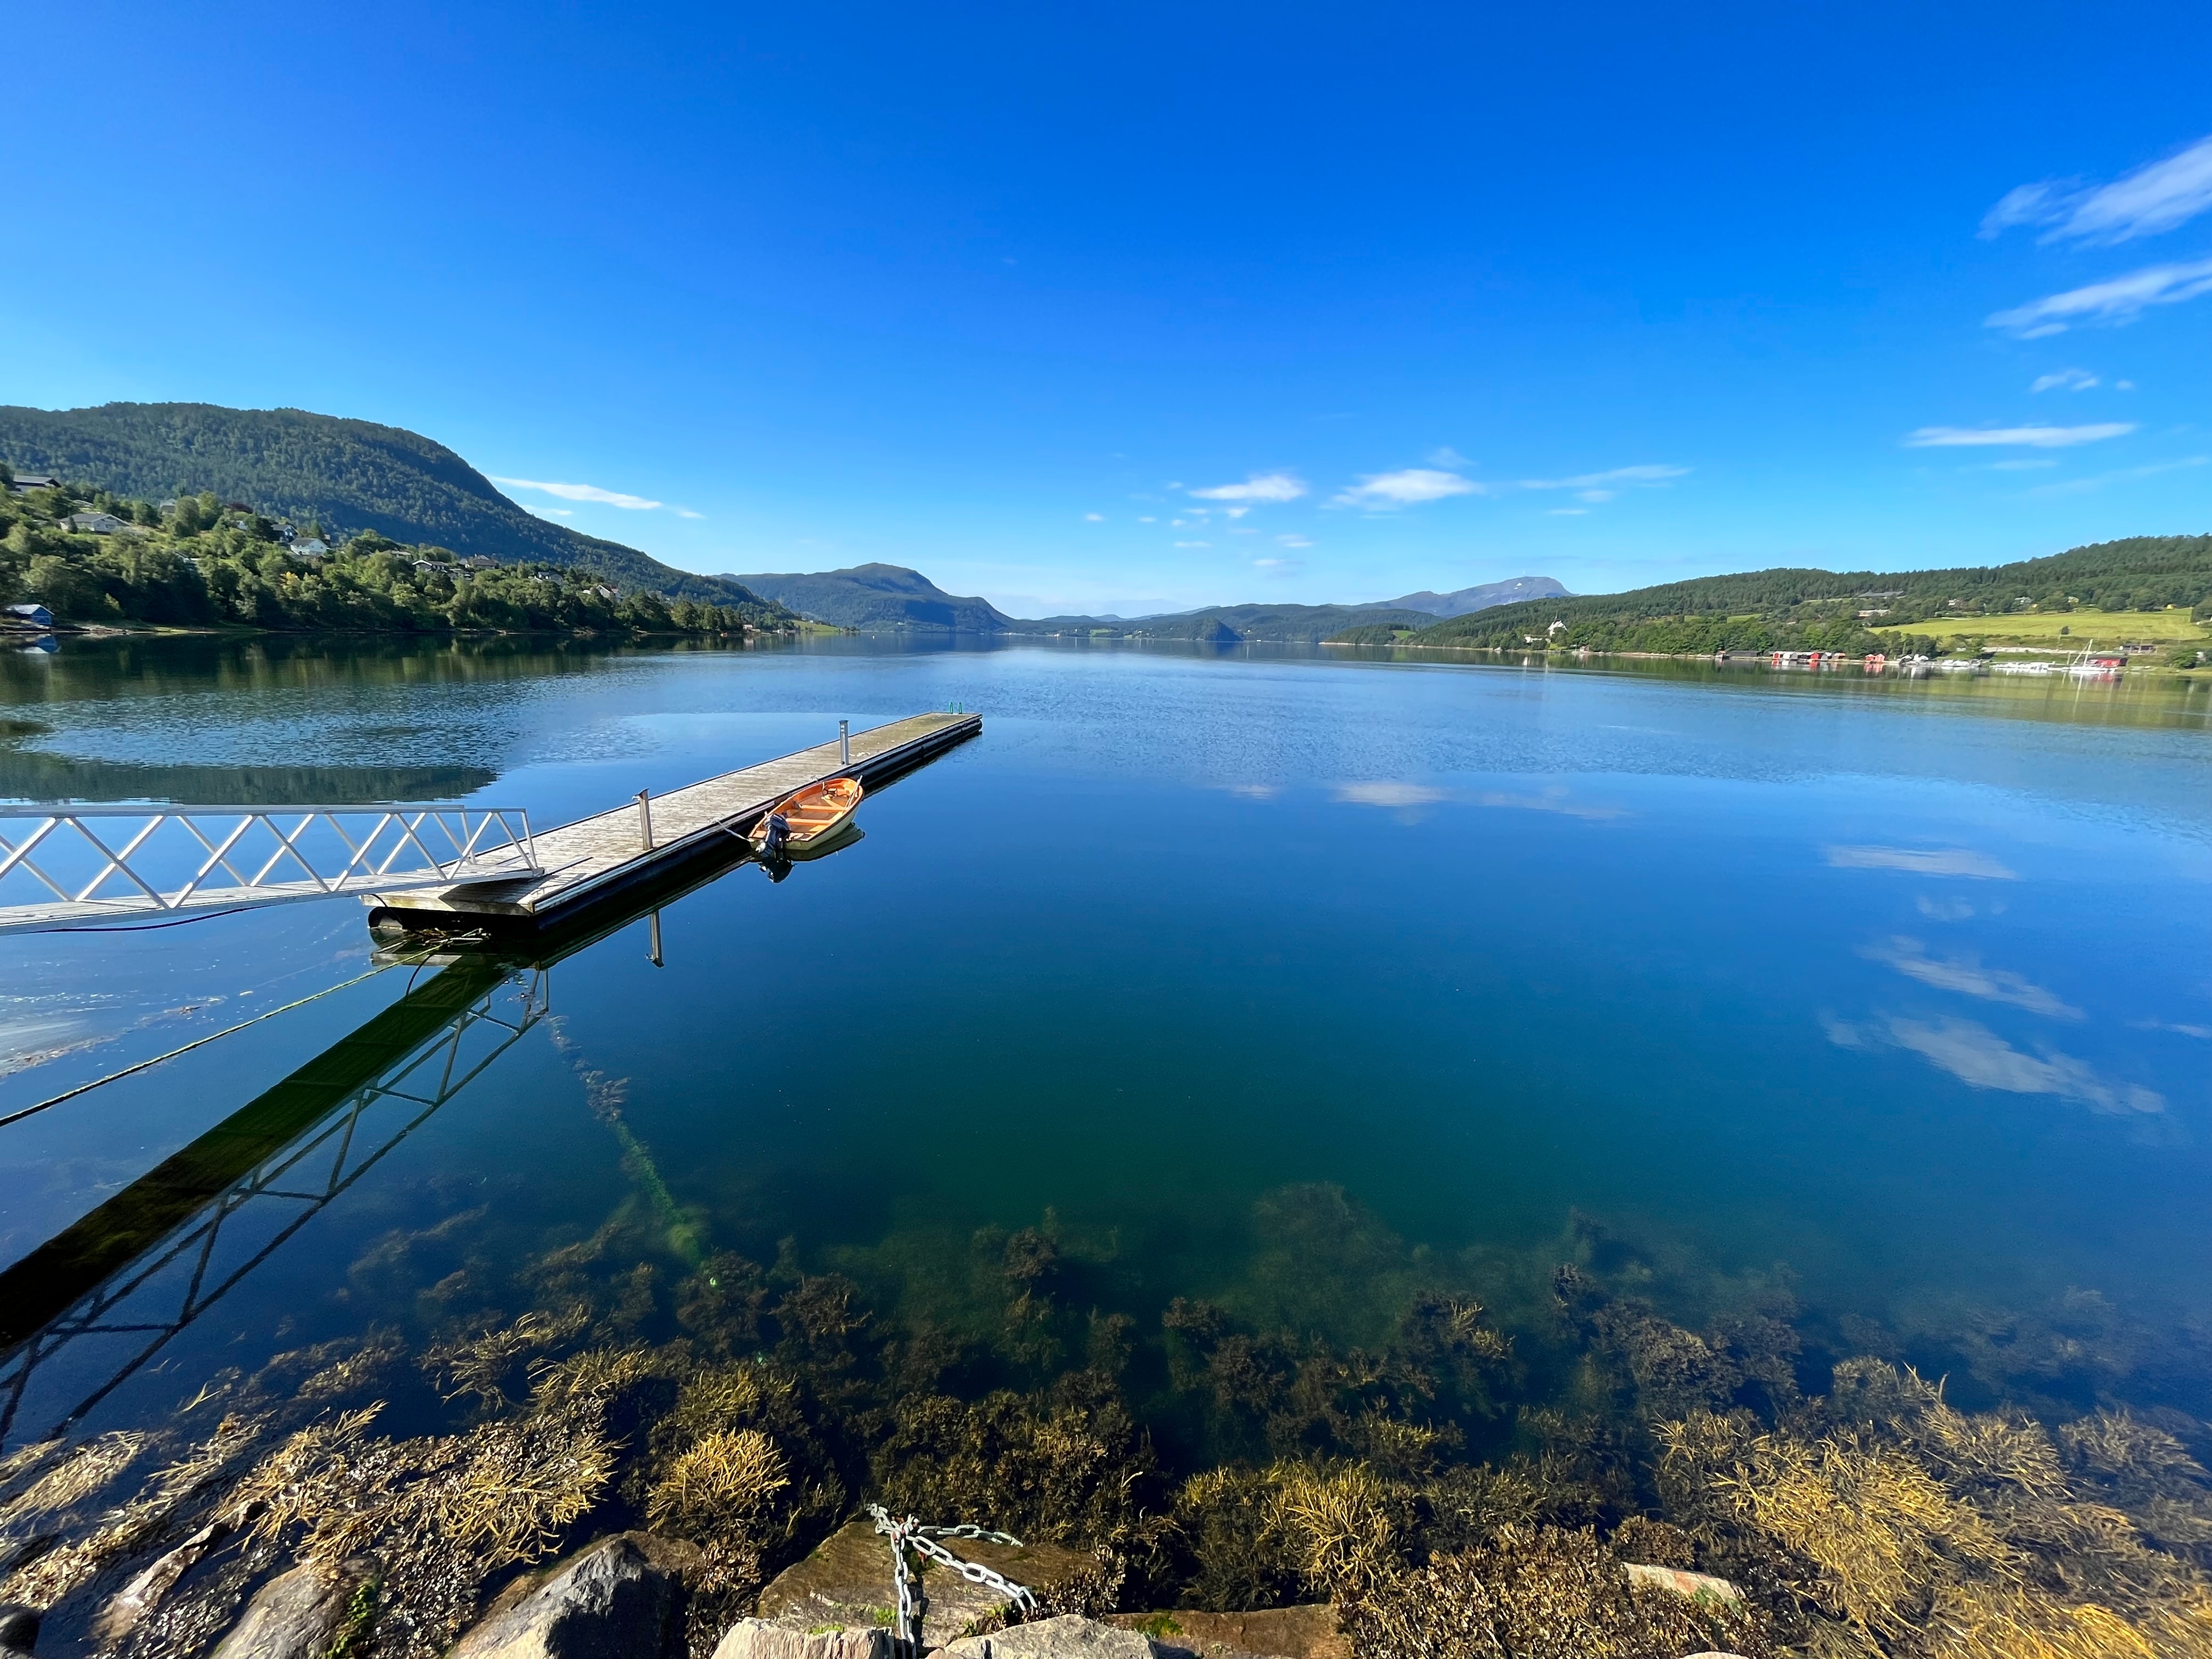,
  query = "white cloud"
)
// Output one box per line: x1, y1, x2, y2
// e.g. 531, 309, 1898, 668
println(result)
1427, 446, 1474, 469
1986, 258, 2212, 336
2030, 368, 2099, 393
1861, 935, 2079, 1018
492, 476, 664, 510
1336, 782, 1448, 808
1904, 423, 2135, 448
1548, 508, 1590, 516
1175, 540, 1211, 548
1137, 516, 1156, 524
1253, 557, 1302, 575
1981, 135, 2212, 245
1332, 468, 1484, 507
1189, 472, 1306, 503
1519, 464, 1689, 490
1827, 1014, 2163, 1116
2116, 379, 2137, 390
525, 506, 575, 519
1825, 844, 2017, 879
1277, 535, 1313, 548
1084, 513, 1105, 522
1987, 459, 2059, 471
1578, 489, 1615, 503
1222, 506, 1249, 519
675, 508, 704, 520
